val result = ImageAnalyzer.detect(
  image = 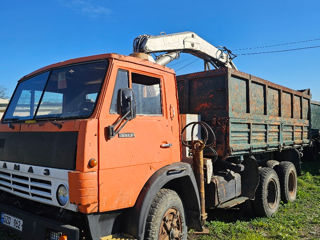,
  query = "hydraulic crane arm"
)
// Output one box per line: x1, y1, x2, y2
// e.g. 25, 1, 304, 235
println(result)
133, 31, 237, 70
